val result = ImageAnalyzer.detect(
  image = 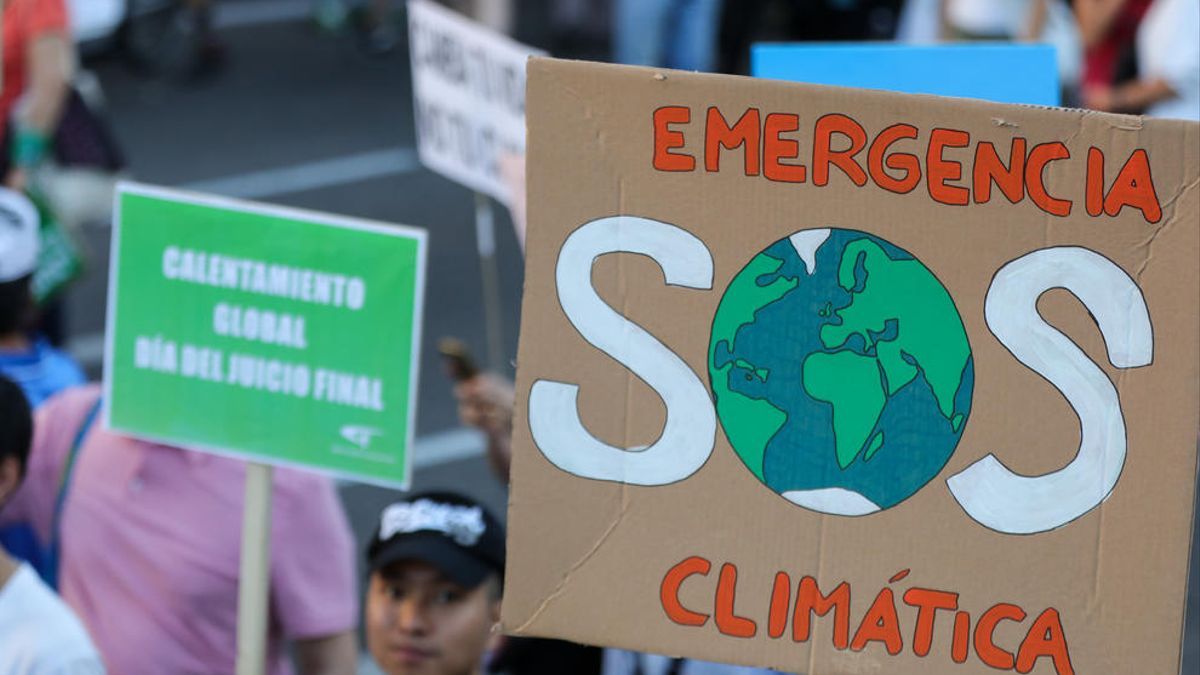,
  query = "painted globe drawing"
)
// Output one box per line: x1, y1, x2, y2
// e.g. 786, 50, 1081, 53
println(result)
708, 228, 974, 515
